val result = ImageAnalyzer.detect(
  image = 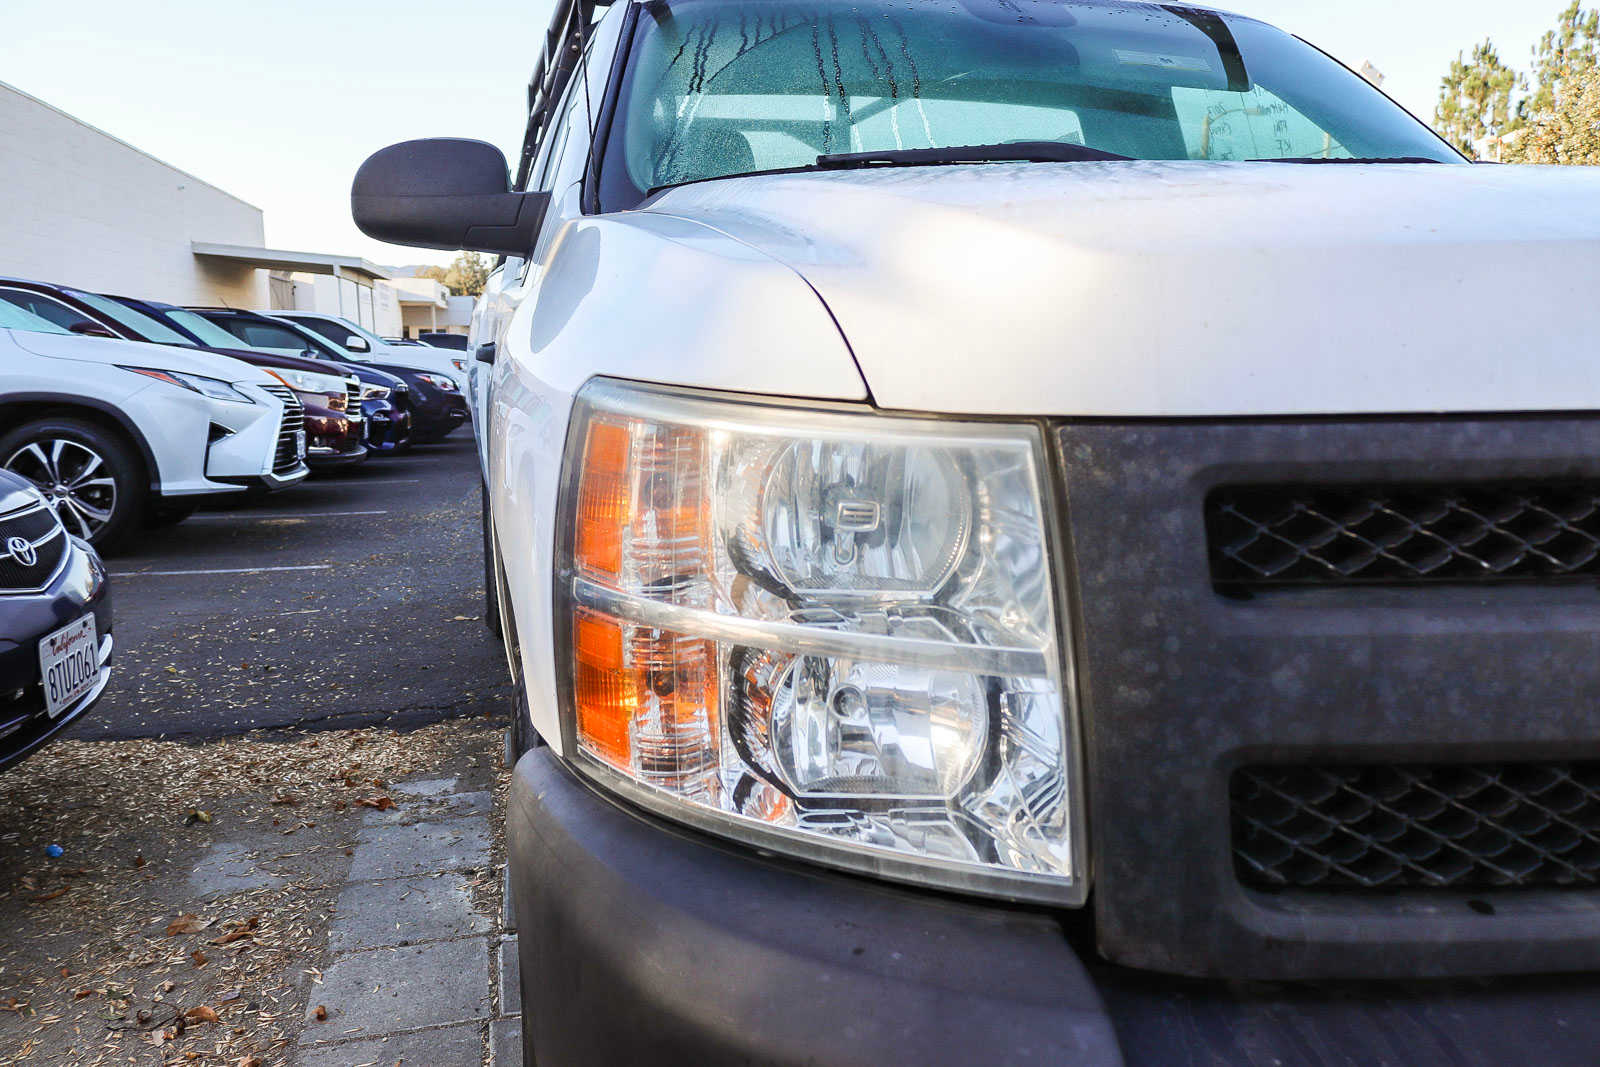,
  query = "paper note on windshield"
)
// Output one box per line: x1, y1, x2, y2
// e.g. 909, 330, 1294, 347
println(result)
1114, 49, 1213, 73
